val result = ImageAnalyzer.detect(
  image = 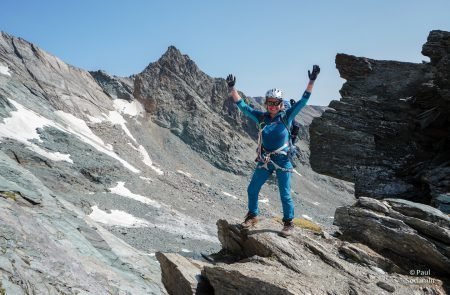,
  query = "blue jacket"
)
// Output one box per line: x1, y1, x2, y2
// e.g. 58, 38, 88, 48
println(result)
236, 91, 311, 152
